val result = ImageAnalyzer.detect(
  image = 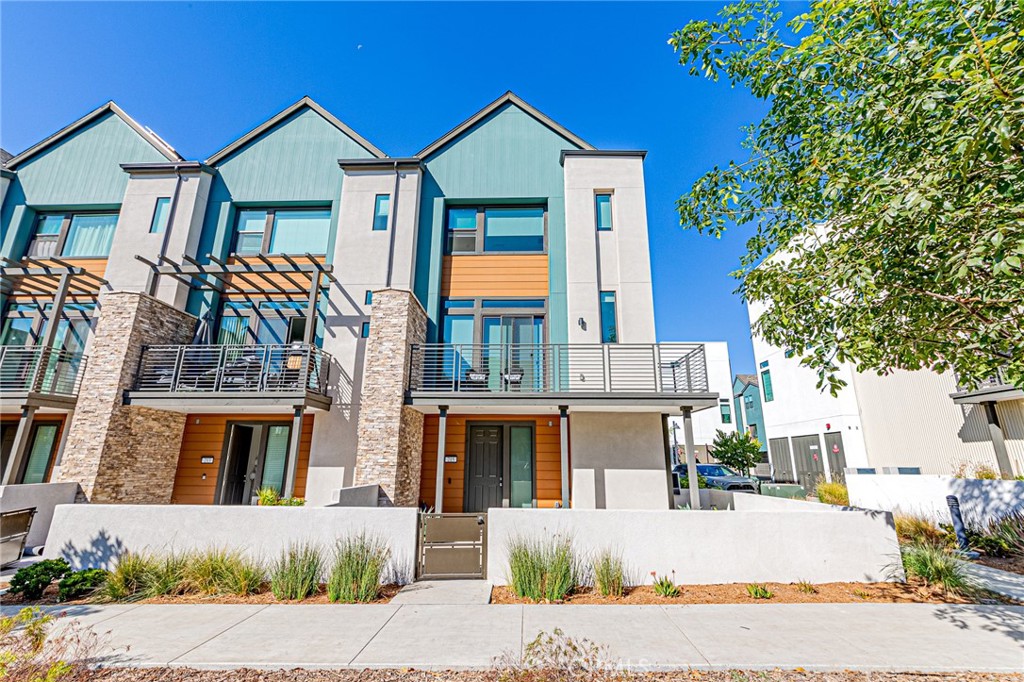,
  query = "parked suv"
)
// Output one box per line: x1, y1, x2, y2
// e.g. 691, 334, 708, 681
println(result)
672, 463, 760, 493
